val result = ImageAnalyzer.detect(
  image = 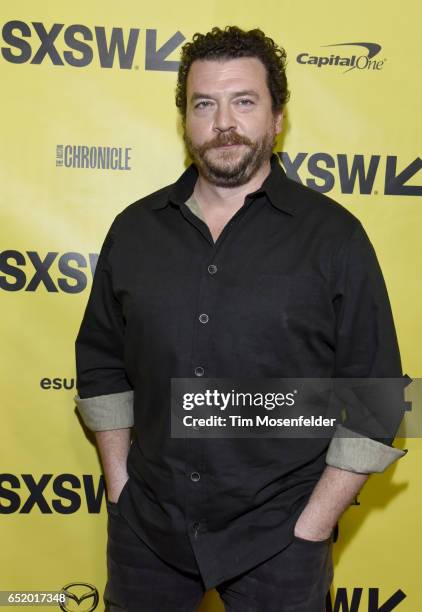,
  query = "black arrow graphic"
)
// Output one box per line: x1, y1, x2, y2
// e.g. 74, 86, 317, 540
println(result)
368, 588, 406, 611
145, 29, 185, 72
384, 156, 422, 196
